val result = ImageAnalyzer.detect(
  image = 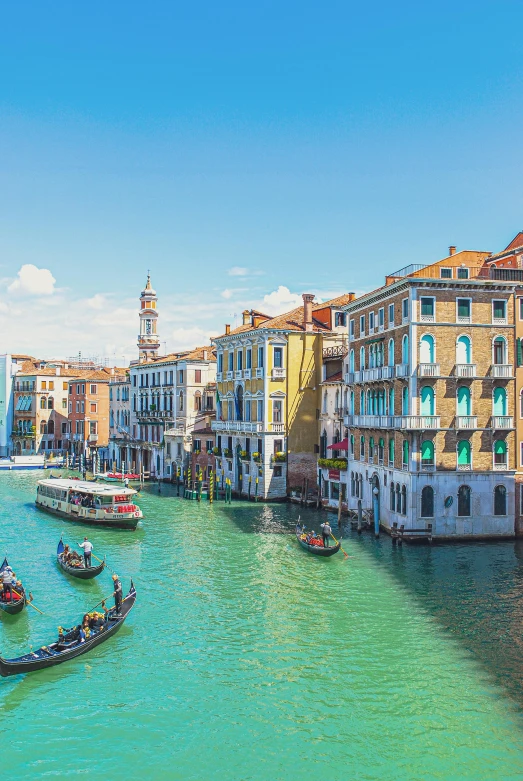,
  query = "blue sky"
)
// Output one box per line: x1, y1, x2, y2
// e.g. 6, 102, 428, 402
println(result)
2, 1, 523, 360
